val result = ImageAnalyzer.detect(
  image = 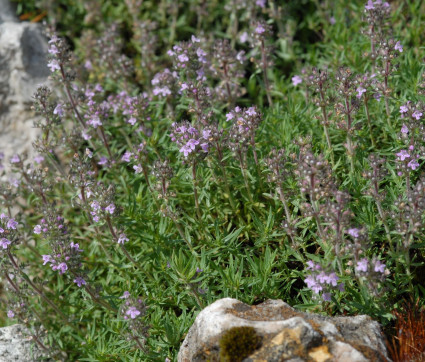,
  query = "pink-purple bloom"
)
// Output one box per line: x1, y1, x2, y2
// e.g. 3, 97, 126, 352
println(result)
412, 110, 422, 120
10, 154, 20, 164
292, 75, 302, 86
7, 219, 18, 229
401, 124, 409, 134
374, 260, 386, 273
395, 41, 403, 53
47, 59, 60, 72
74, 277, 86, 287
396, 150, 410, 161
356, 258, 369, 272
356, 87, 366, 99
117, 233, 129, 245
408, 159, 420, 170
120, 291, 131, 299
125, 306, 141, 319
347, 228, 360, 238
53, 103, 64, 117
105, 203, 116, 214
0, 237, 11, 249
